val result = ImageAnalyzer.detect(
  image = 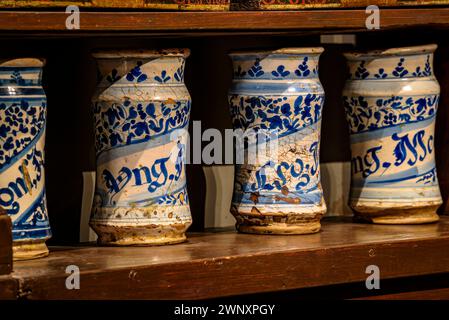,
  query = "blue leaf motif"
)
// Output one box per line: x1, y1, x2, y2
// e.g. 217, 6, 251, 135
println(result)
109, 132, 122, 147
268, 116, 283, 129
106, 69, 120, 83
154, 70, 171, 83
294, 57, 312, 77
415, 98, 427, 114
392, 58, 409, 78
174, 67, 184, 82
281, 103, 291, 116
146, 103, 156, 118
122, 123, 131, 131
271, 65, 290, 78
354, 61, 369, 79
294, 96, 303, 115
3, 137, 14, 150
137, 74, 147, 83
374, 68, 387, 79
132, 122, 149, 136
424, 55, 432, 76
247, 59, 264, 78
126, 63, 148, 82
